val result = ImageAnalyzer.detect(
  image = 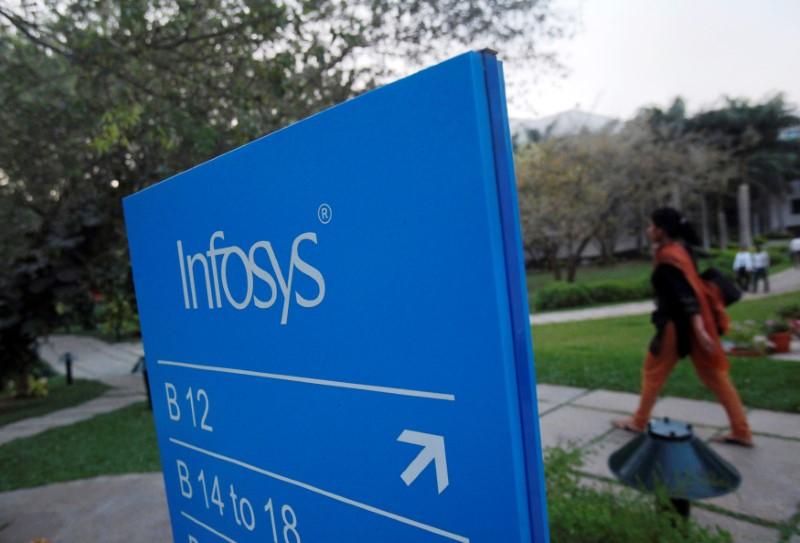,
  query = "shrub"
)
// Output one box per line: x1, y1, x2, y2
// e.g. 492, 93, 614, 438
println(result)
545, 447, 732, 543
702, 246, 788, 271
535, 279, 652, 311
727, 320, 763, 351
764, 319, 790, 334
764, 230, 793, 240
777, 303, 800, 320
767, 246, 789, 266
94, 295, 140, 342
25, 376, 49, 398
701, 249, 737, 273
